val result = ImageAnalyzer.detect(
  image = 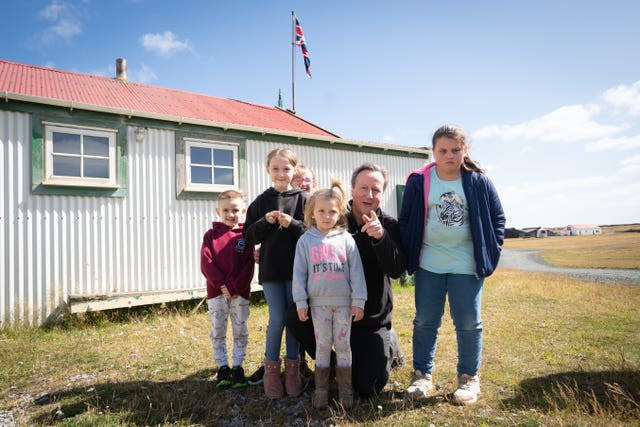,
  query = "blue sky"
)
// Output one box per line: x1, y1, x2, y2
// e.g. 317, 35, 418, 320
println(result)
3, 0, 640, 228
